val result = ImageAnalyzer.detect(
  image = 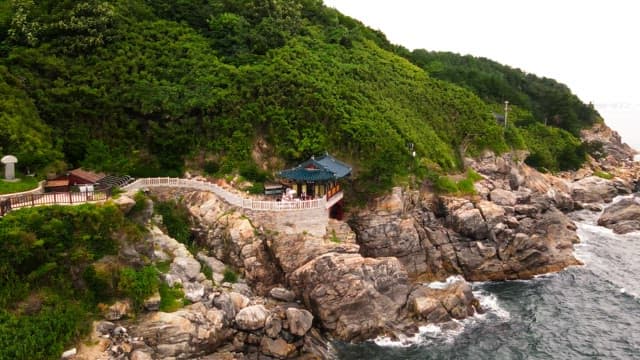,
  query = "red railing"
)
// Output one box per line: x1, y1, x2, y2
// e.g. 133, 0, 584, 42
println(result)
0, 190, 110, 217
326, 184, 341, 200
